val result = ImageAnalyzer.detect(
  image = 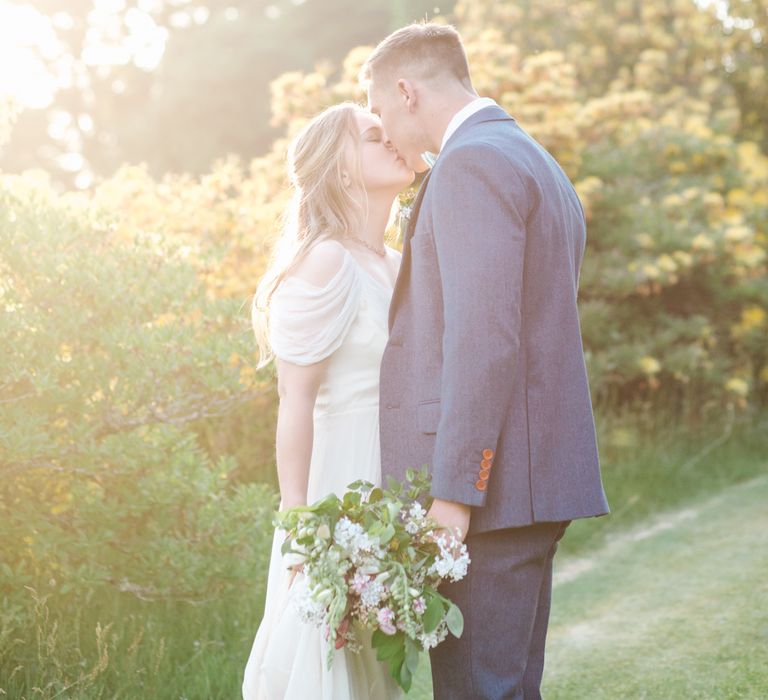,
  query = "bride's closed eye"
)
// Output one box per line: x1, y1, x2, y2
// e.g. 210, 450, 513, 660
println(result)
363, 126, 383, 142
